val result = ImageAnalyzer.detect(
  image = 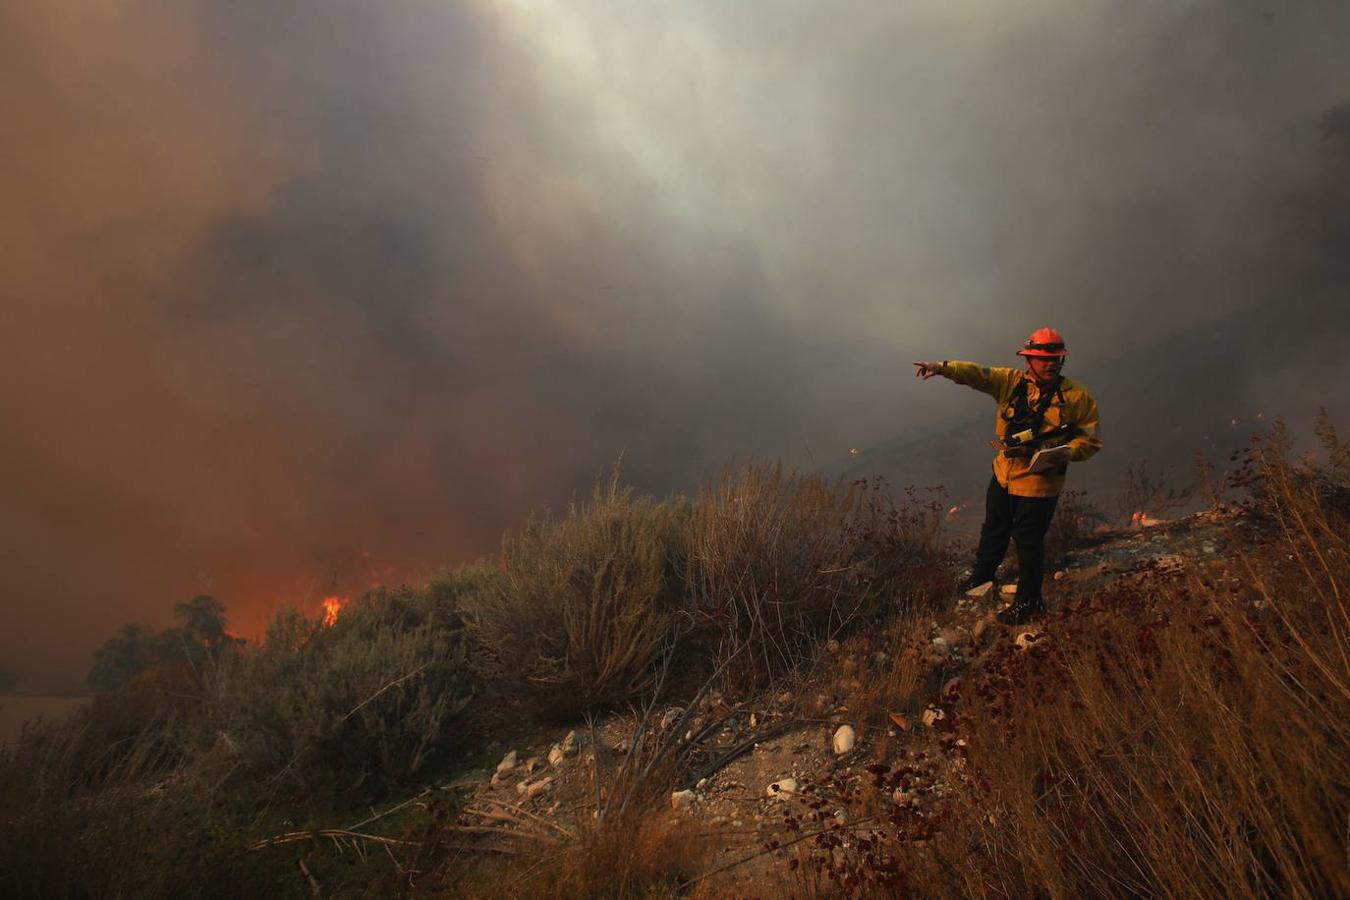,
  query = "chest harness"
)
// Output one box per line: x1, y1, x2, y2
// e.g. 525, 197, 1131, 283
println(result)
995, 376, 1077, 459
